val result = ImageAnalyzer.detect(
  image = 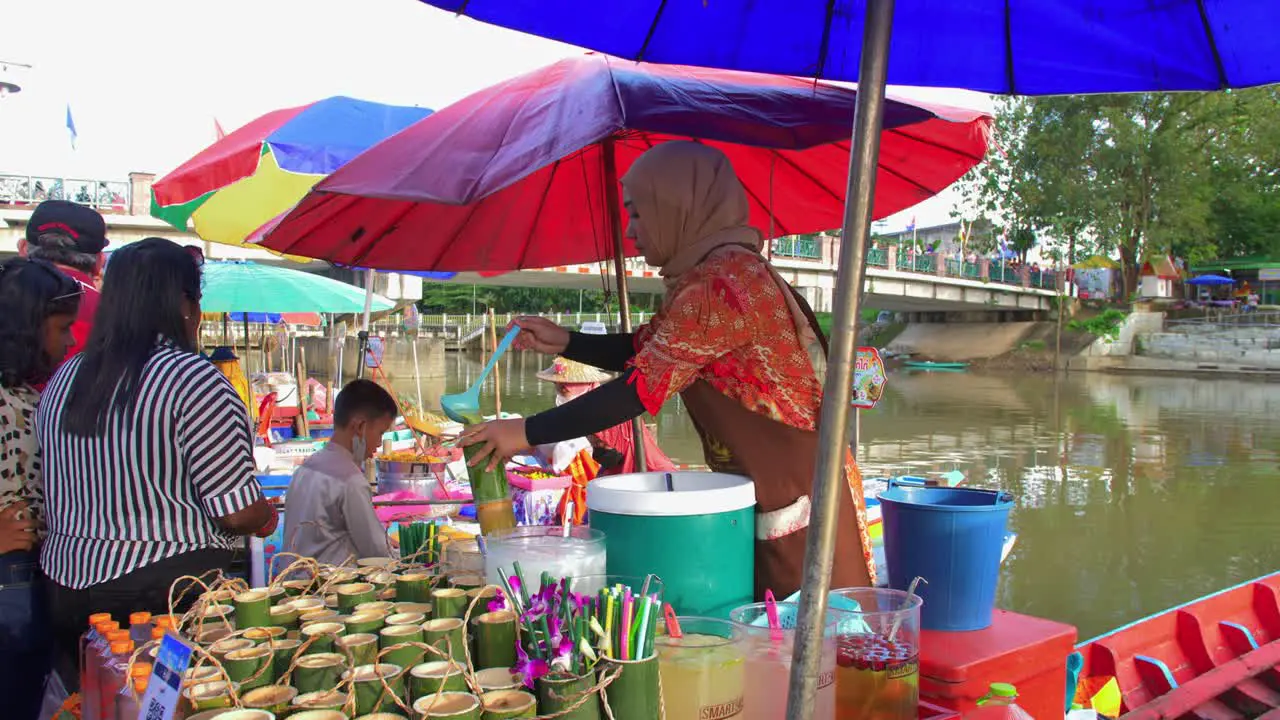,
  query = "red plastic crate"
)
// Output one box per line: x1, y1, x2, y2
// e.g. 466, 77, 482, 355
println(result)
920, 609, 1078, 719
920, 699, 961, 719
